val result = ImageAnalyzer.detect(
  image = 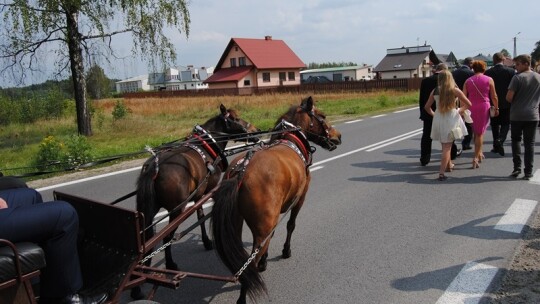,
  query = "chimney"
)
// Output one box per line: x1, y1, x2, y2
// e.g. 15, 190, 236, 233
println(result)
265, 35, 272, 41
